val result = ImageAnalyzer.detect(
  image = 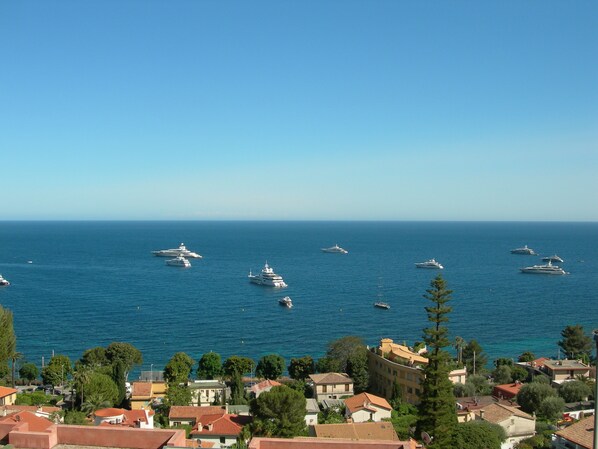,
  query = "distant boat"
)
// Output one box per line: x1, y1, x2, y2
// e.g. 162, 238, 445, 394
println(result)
152, 243, 202, 258
0, 274, 10, 286
520, 260, 567, 275
542, 254, 564, 263
249, 262, 288, 288
374, 302, 390, 309
279, 296, 293, 308
166, 255, 191, 268
321, 244, 348, 254
415, 259, 444, 269
511, 245, 536, 255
